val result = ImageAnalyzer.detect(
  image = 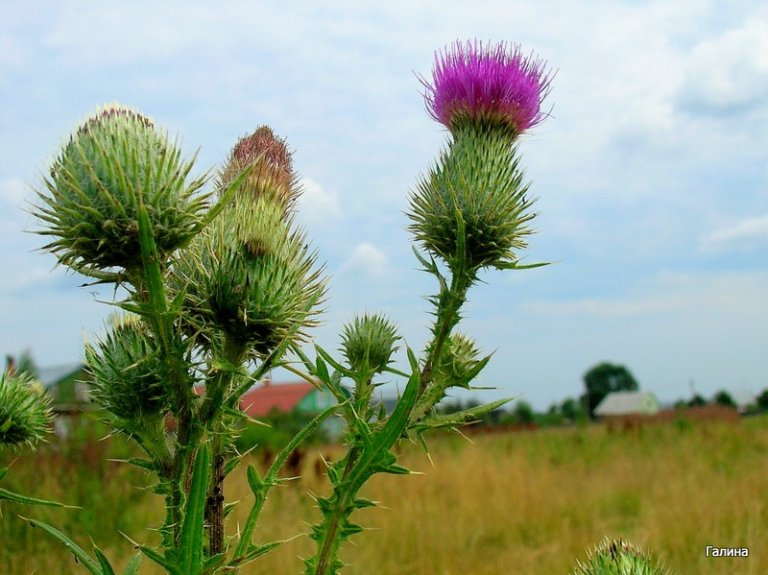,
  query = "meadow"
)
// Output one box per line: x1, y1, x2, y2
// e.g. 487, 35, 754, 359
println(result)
2, 414, 767, 574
